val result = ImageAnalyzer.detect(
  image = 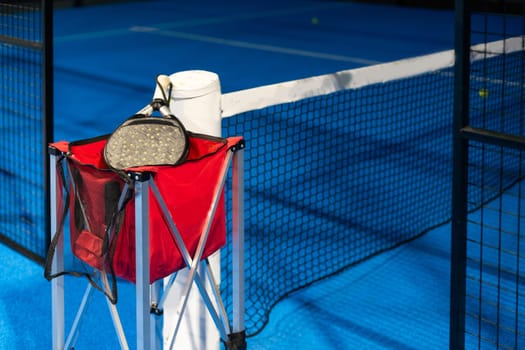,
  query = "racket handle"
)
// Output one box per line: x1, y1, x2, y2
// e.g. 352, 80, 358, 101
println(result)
137, 74, 172, 115
153, 74, 171, 102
